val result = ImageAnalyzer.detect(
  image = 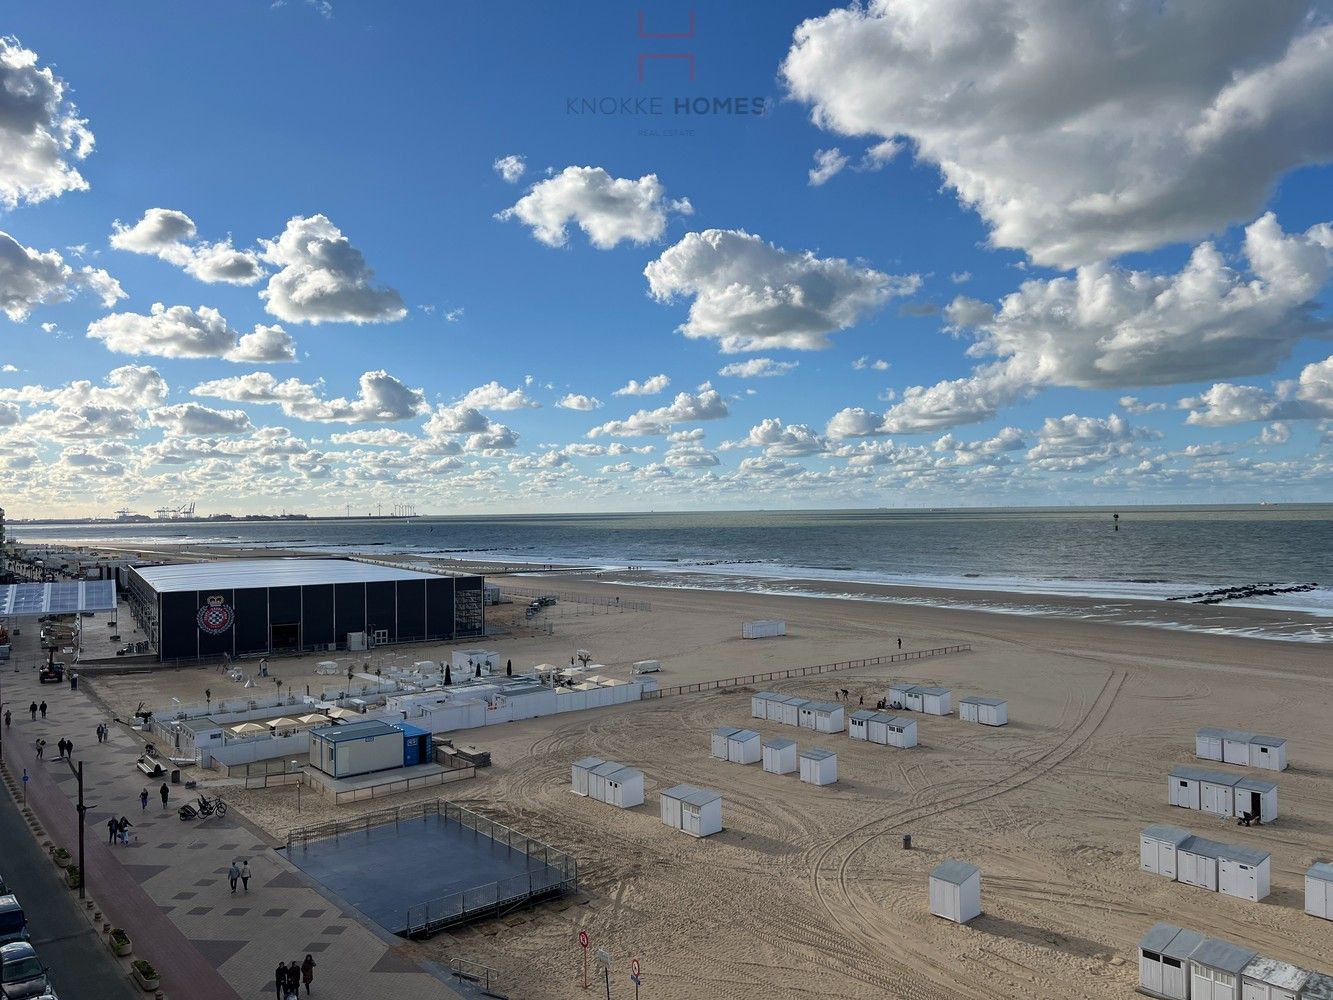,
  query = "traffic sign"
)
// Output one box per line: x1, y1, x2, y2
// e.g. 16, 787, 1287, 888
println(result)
579, 930, 589, 949
631, 959, 640, 978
